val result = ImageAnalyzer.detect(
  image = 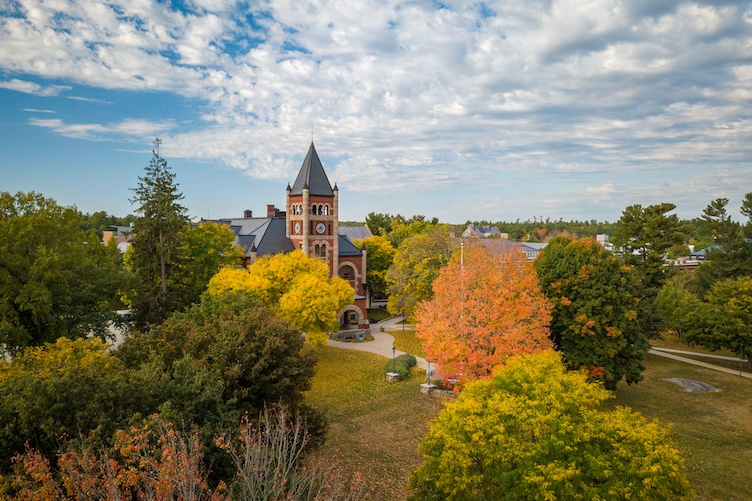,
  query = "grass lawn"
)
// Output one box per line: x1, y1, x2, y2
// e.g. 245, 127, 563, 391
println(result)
367, 308, 392, 322
389, 328, 425, 358
305, 346, 445, 501
307, 344, 752, 500
610, 353, 752, 500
